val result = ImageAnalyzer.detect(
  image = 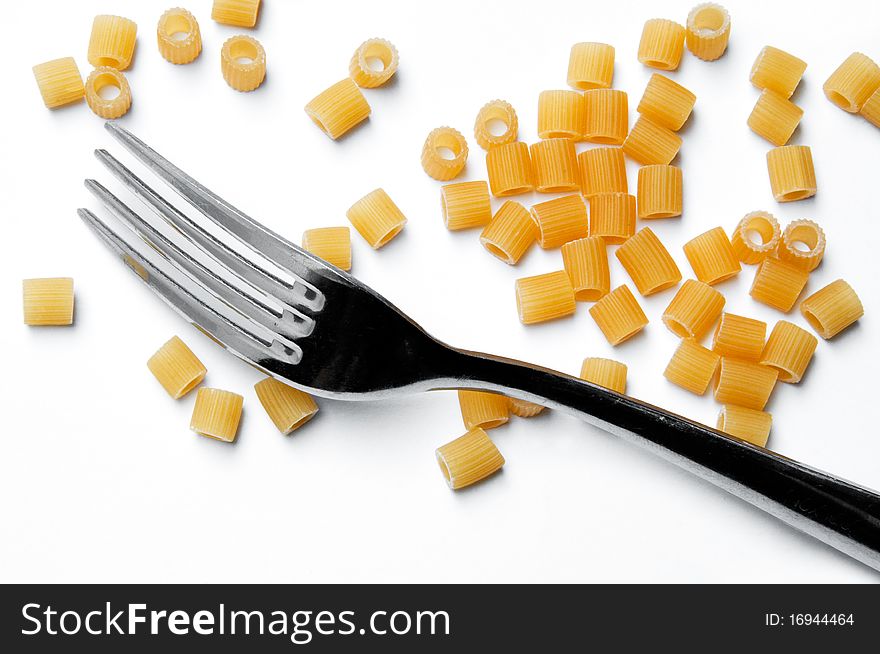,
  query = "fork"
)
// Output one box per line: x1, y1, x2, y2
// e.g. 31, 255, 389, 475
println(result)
79, 122, 880, 572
